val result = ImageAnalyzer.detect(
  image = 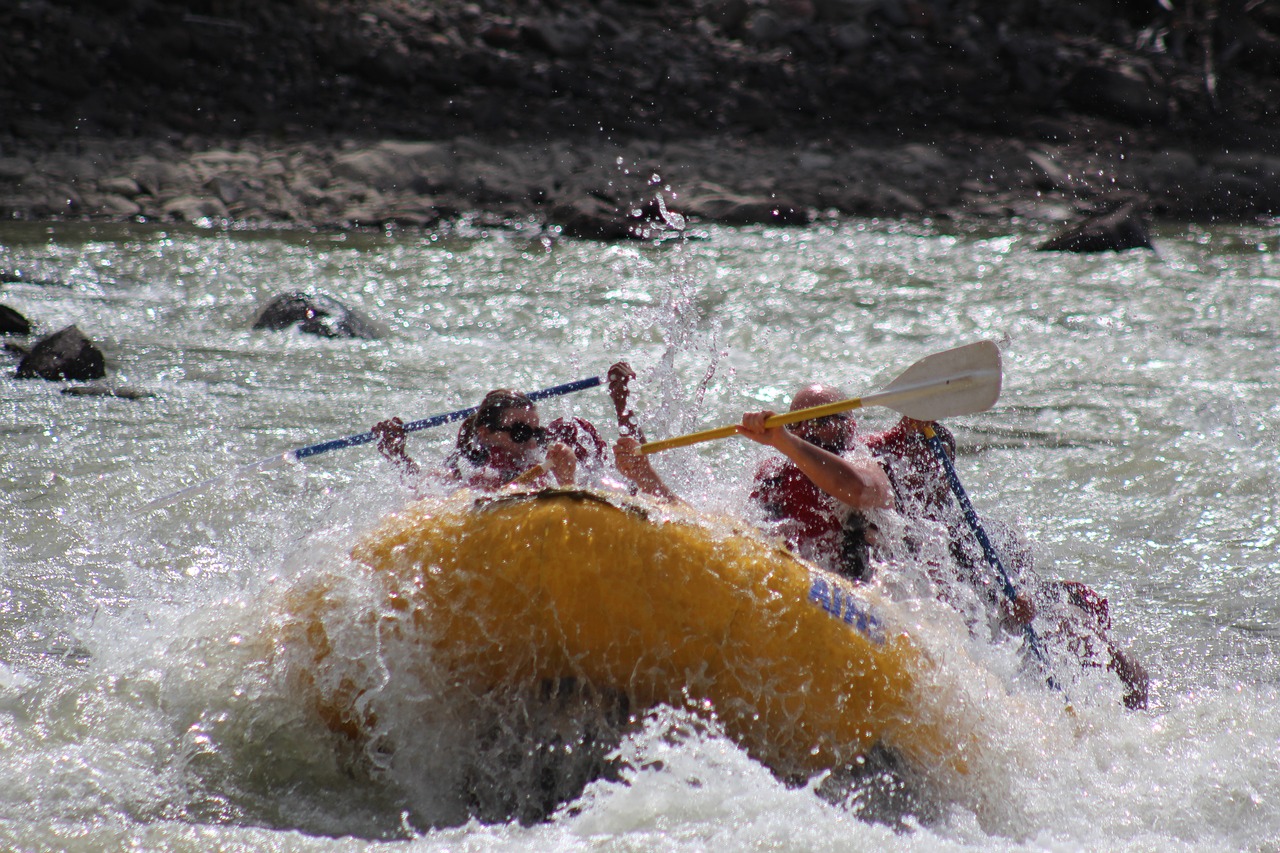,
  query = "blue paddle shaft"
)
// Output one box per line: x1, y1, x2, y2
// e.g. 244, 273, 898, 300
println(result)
923, 431, 1019, 601
291, 376, 602, 461
134, 375, 604, 514
922, 426, 1058, 687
